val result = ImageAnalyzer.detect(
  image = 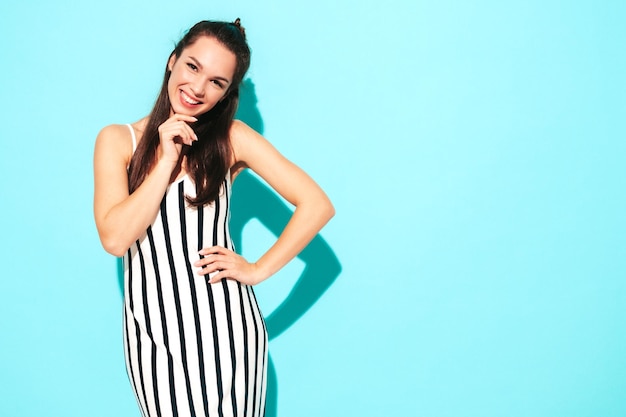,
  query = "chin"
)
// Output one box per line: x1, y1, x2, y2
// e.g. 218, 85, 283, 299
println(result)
170, 106, 199, 117
174, 102, 216, 117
